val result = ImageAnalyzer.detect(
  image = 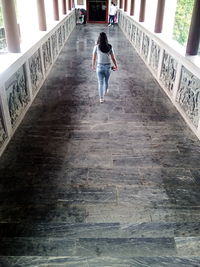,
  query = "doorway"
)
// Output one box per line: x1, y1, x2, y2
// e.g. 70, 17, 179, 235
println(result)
87, 0, 108, 23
